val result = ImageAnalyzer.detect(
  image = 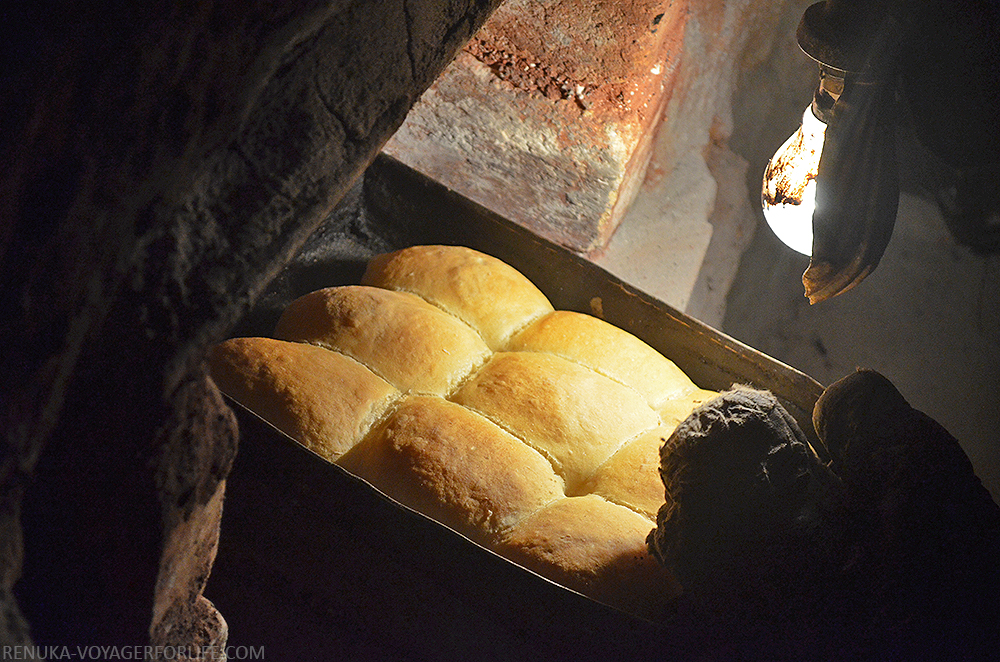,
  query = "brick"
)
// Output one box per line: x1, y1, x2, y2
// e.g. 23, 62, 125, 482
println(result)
384, 0, 688, 254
